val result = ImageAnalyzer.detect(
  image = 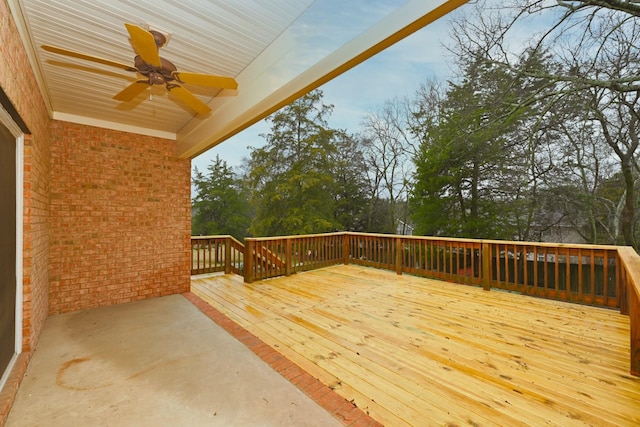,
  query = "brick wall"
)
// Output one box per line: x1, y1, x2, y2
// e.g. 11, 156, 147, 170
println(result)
49, 121, 191, 314
1, 2, 191, 422
21, 133, 51, 353
0, 0, 52, 354
1, 1, 52, 423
